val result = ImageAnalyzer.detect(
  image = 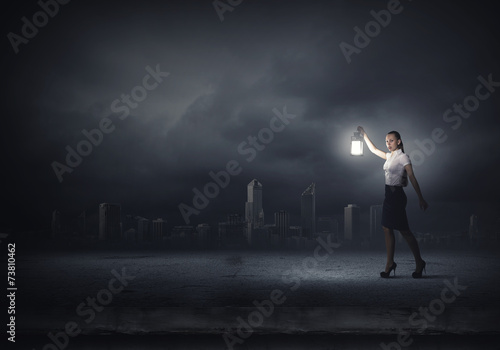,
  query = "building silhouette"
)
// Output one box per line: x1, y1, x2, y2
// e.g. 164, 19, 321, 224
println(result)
51, 209, 87, 240
137, 217, 150, 242
301, 183, 316, 238
123, 228, 137, 242
152, 218, 167, 242
468, 214, 478, 238
344, 204, 360, 243
251, 225, 271, 247
289, 226, 302, 237
195, 223, 211, 247
274, 210, 290, 239
98, 203, 121, 241
170, 225, 194, 247
219, 214, 247, 247
245, 179, 264, 243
